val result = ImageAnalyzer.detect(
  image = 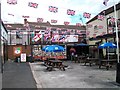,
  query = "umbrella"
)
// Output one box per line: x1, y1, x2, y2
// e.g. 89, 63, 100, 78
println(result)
98, 42, 117, 49
98, 42, 117, 60
42, 45, 65, 52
